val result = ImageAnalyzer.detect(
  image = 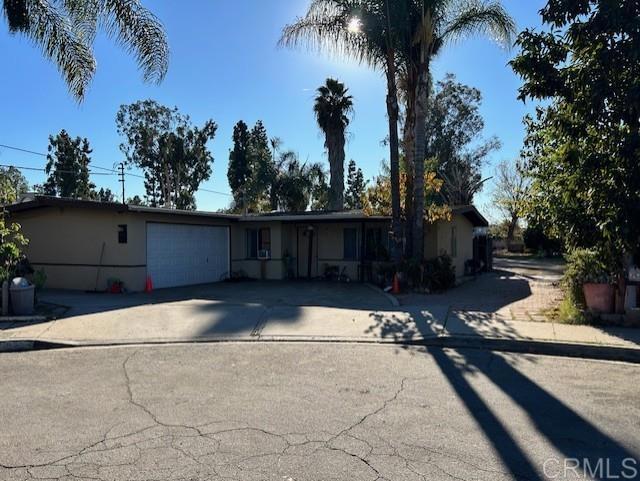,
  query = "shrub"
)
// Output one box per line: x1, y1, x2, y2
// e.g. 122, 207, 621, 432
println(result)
562, 248, 613, 307
423, 255, 456, 292
0, 215, 28, 283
